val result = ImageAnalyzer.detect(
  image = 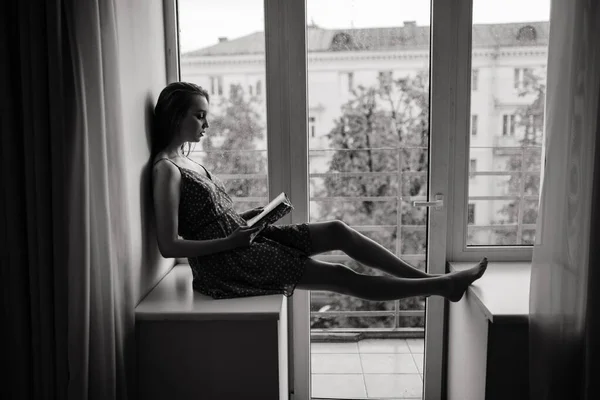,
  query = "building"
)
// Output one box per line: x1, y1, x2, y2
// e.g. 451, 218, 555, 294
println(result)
180, 21, 548, 241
